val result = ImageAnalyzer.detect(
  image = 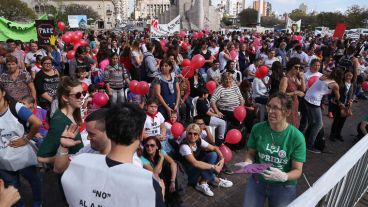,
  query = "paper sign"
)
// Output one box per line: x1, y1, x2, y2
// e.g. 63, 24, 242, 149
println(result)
333, 23, 347, 39
35, 20, 55, 46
